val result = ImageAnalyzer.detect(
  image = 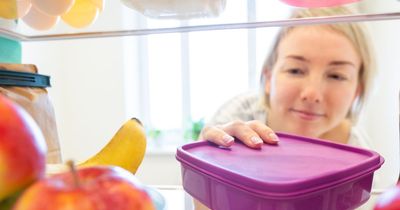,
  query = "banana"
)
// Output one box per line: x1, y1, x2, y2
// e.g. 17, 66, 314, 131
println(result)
77, 118, 147, 174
